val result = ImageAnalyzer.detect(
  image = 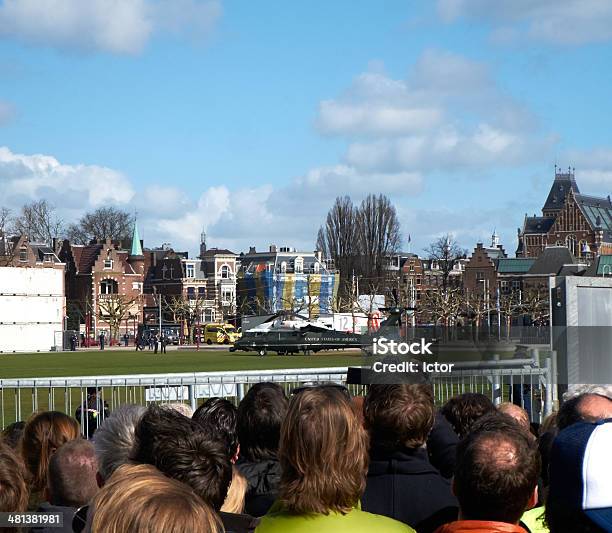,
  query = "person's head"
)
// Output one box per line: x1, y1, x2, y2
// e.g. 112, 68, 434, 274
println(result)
131, 405, 232, 510
453, 414, 540, 525
21, 411, 80, 493
237, 382, 288, 462
193, 398, 239, 462
497, 402, 531, 433
162, 402, 194, 418
547, 420, 612, 533
0, 441, 28, 514
364, 383, 435, 451
90, 464, 222, 533
1, 421, 25, 451
279, 386, 368, 515
47, 439, 98, 508
441, 392, 496, 438
557, 393, 612, 431
93, 404, 145, 484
